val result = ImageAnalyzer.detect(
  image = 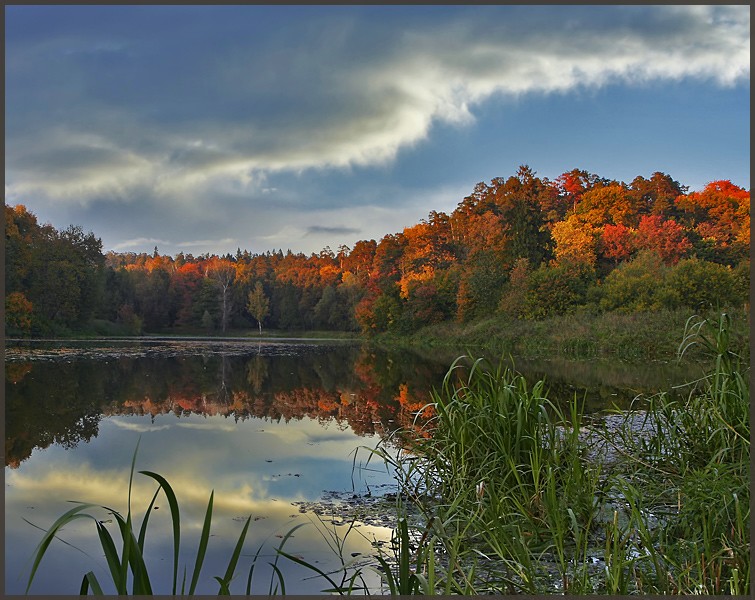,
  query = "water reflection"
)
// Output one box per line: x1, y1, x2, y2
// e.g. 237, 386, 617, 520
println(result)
5, 340, 702, 595
5, 340, 699, 468
5, 342, 447, 468
6, 414, 394, 595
